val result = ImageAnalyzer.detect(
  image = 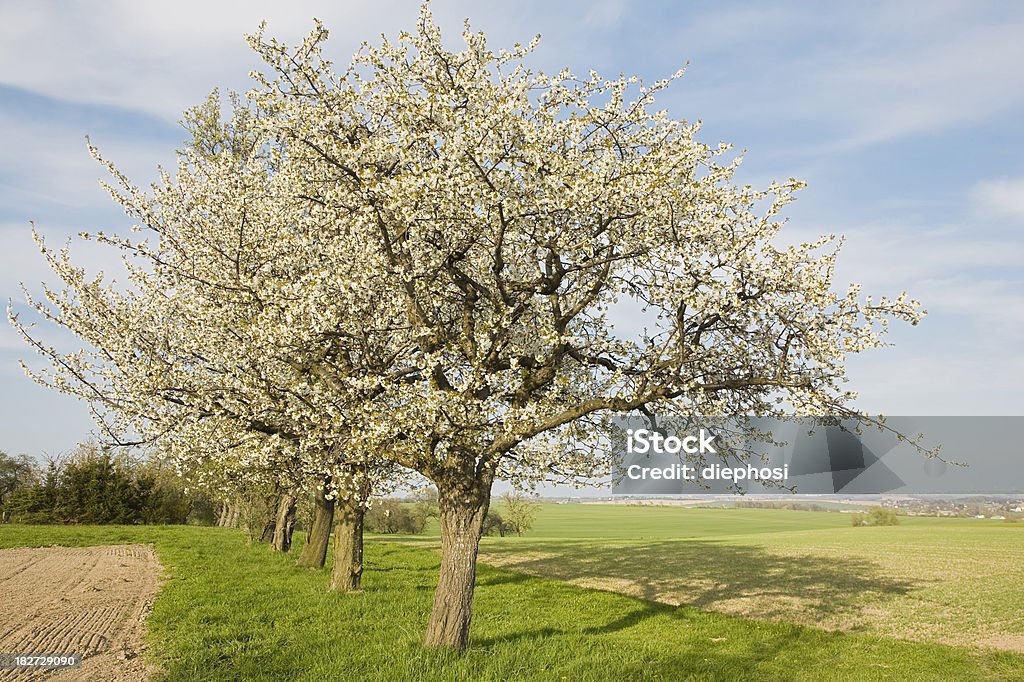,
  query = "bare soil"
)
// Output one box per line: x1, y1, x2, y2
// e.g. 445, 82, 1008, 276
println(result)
0, 544, 162, 681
